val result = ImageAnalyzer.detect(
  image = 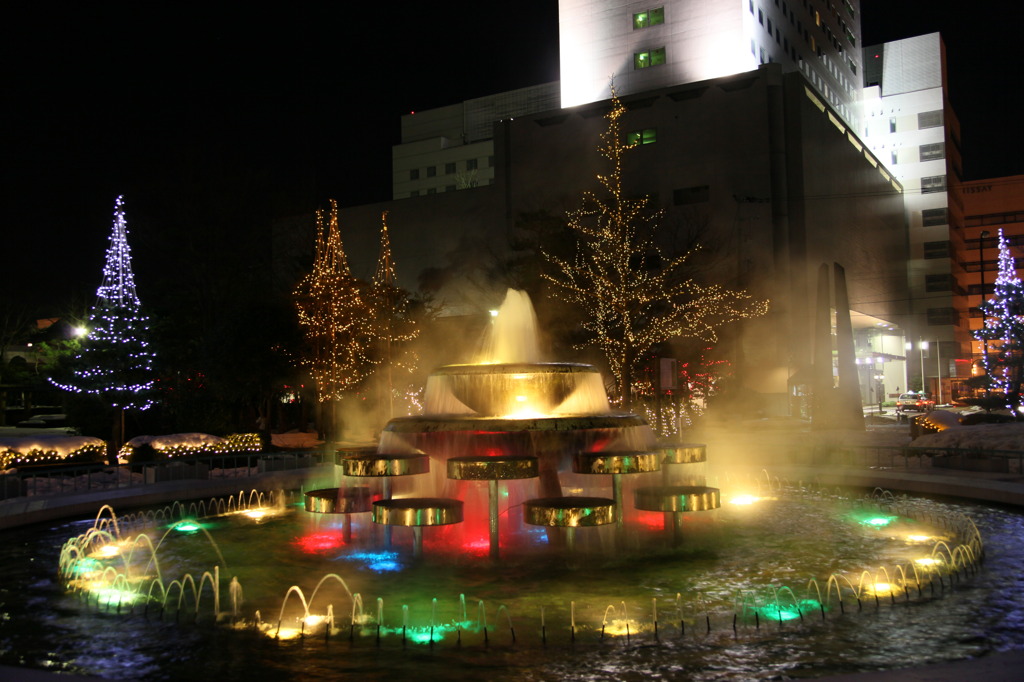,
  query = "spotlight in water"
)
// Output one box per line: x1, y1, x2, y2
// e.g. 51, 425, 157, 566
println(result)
174, 521, 202, 533
295, 531, 345, 554
96, 544, 121, 558
303, 614, 325, 628
915, 557, 940, 567
729, 494, 760, 506
905, 534, 931, 543
241, 509, 268, 521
